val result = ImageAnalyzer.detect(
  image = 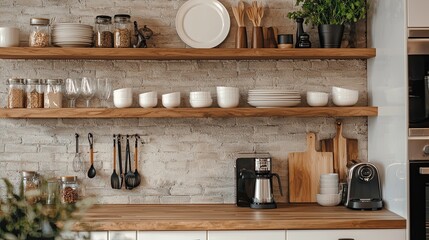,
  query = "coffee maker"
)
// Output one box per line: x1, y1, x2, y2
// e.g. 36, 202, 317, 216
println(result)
235, 153, 283, 209
344, 162, 383, 210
